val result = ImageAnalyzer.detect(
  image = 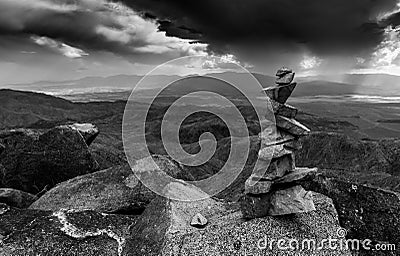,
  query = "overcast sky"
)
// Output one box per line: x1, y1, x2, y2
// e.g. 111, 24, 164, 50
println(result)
1, 0, 400, 85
